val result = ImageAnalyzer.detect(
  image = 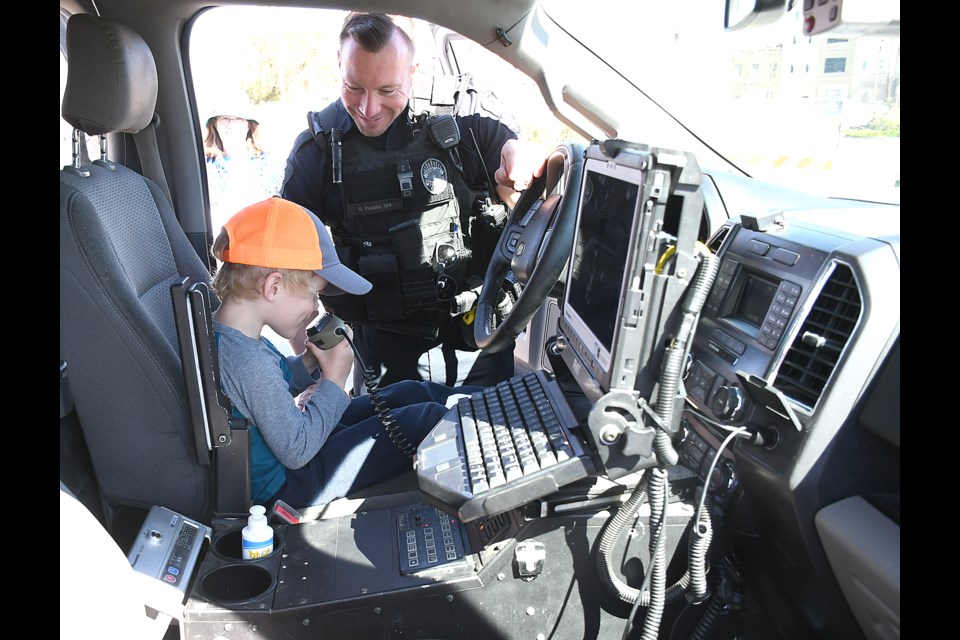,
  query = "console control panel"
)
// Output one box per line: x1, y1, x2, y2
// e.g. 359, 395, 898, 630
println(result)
678, 418, 737, 499
396, 503, 469, 575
